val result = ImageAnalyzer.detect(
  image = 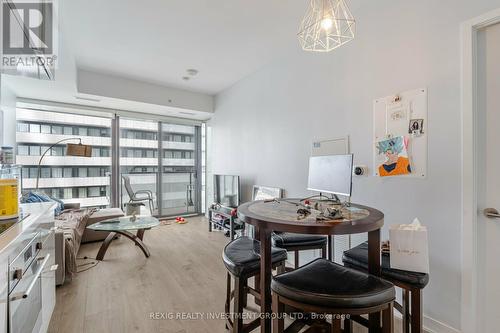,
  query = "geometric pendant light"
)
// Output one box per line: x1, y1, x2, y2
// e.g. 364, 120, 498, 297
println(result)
298, 0, 355, 52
